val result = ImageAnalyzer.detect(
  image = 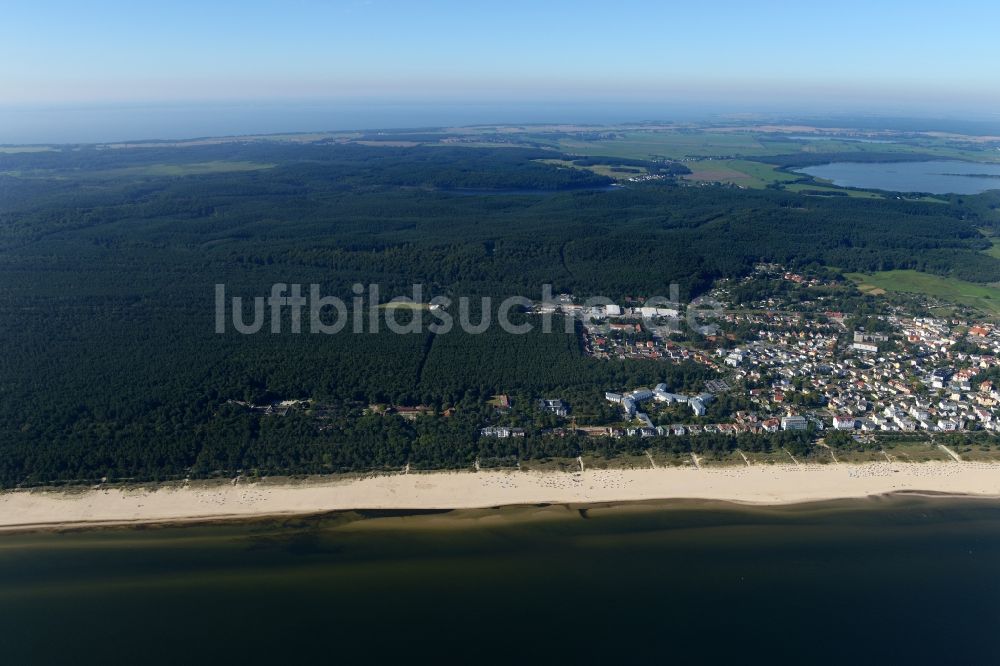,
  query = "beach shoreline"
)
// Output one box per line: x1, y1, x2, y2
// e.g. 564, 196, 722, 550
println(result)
3, 461, 1000, 533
